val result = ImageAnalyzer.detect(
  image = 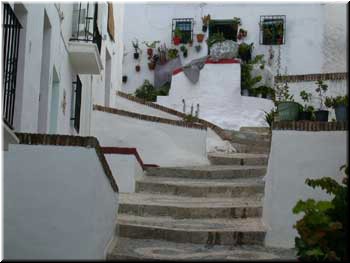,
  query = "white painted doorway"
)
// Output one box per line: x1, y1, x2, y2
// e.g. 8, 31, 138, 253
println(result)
37, 11, 52, 133
49, 68, 60, 134
104, 49, 112, 107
